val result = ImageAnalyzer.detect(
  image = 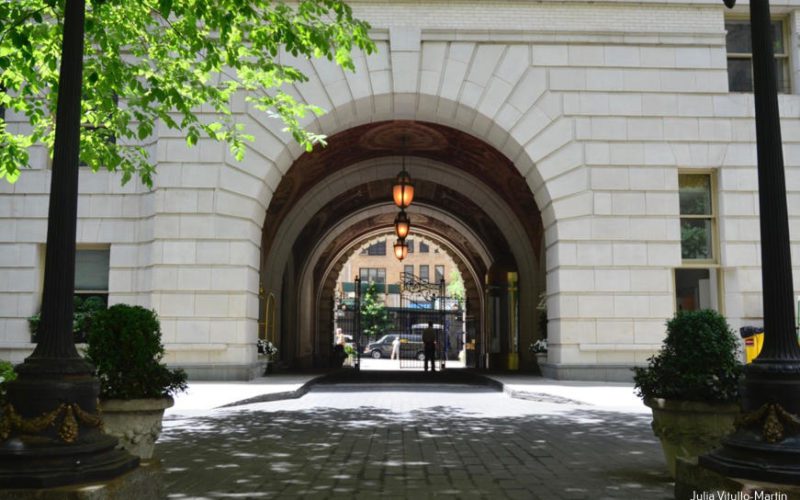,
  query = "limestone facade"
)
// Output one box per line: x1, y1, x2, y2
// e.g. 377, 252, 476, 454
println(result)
2, 0, 800, 380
